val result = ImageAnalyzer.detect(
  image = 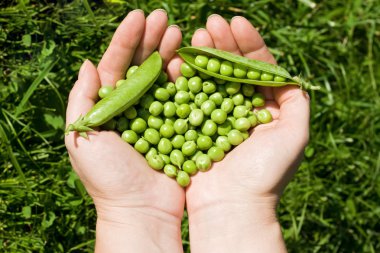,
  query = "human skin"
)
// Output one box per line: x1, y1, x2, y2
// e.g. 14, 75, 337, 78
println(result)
185, 14, 310, 253
64, 9, 185, 253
